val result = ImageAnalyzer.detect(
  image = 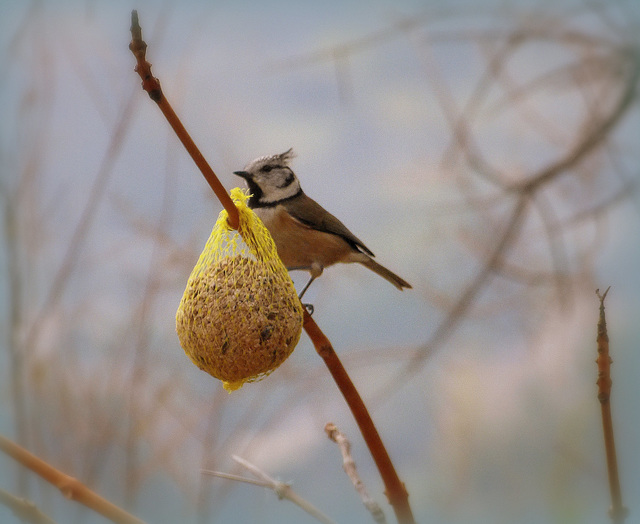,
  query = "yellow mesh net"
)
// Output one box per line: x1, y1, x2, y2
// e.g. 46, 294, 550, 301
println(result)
176, 188, 304, 392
